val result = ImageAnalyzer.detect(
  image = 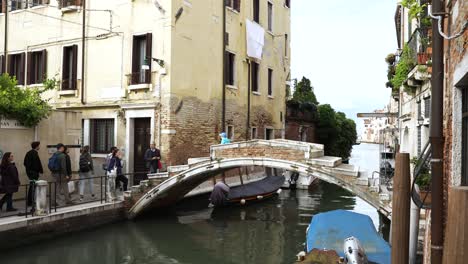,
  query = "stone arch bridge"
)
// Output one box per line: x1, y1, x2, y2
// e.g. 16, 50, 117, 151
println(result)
126, 139, 392, 219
